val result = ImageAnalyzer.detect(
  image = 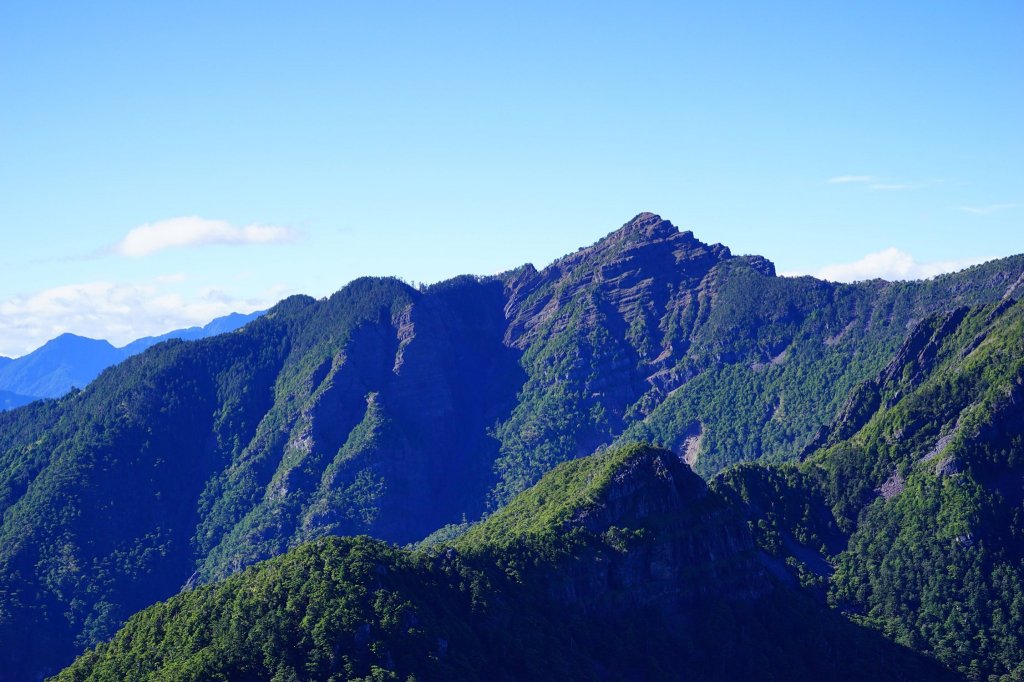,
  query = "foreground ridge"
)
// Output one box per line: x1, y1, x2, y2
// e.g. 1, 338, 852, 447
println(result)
57, 445, 951, 681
